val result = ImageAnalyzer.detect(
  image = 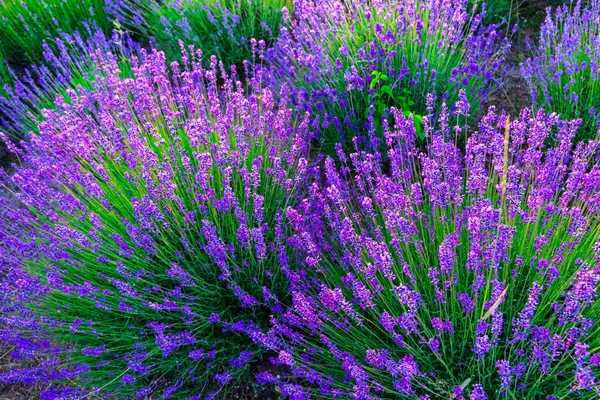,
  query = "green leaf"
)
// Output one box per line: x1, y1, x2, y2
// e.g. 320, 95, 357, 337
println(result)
412, 114, 425, 140
370, 77, 380, 89
415, 125, 424, 140
380, 85, 393, 97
